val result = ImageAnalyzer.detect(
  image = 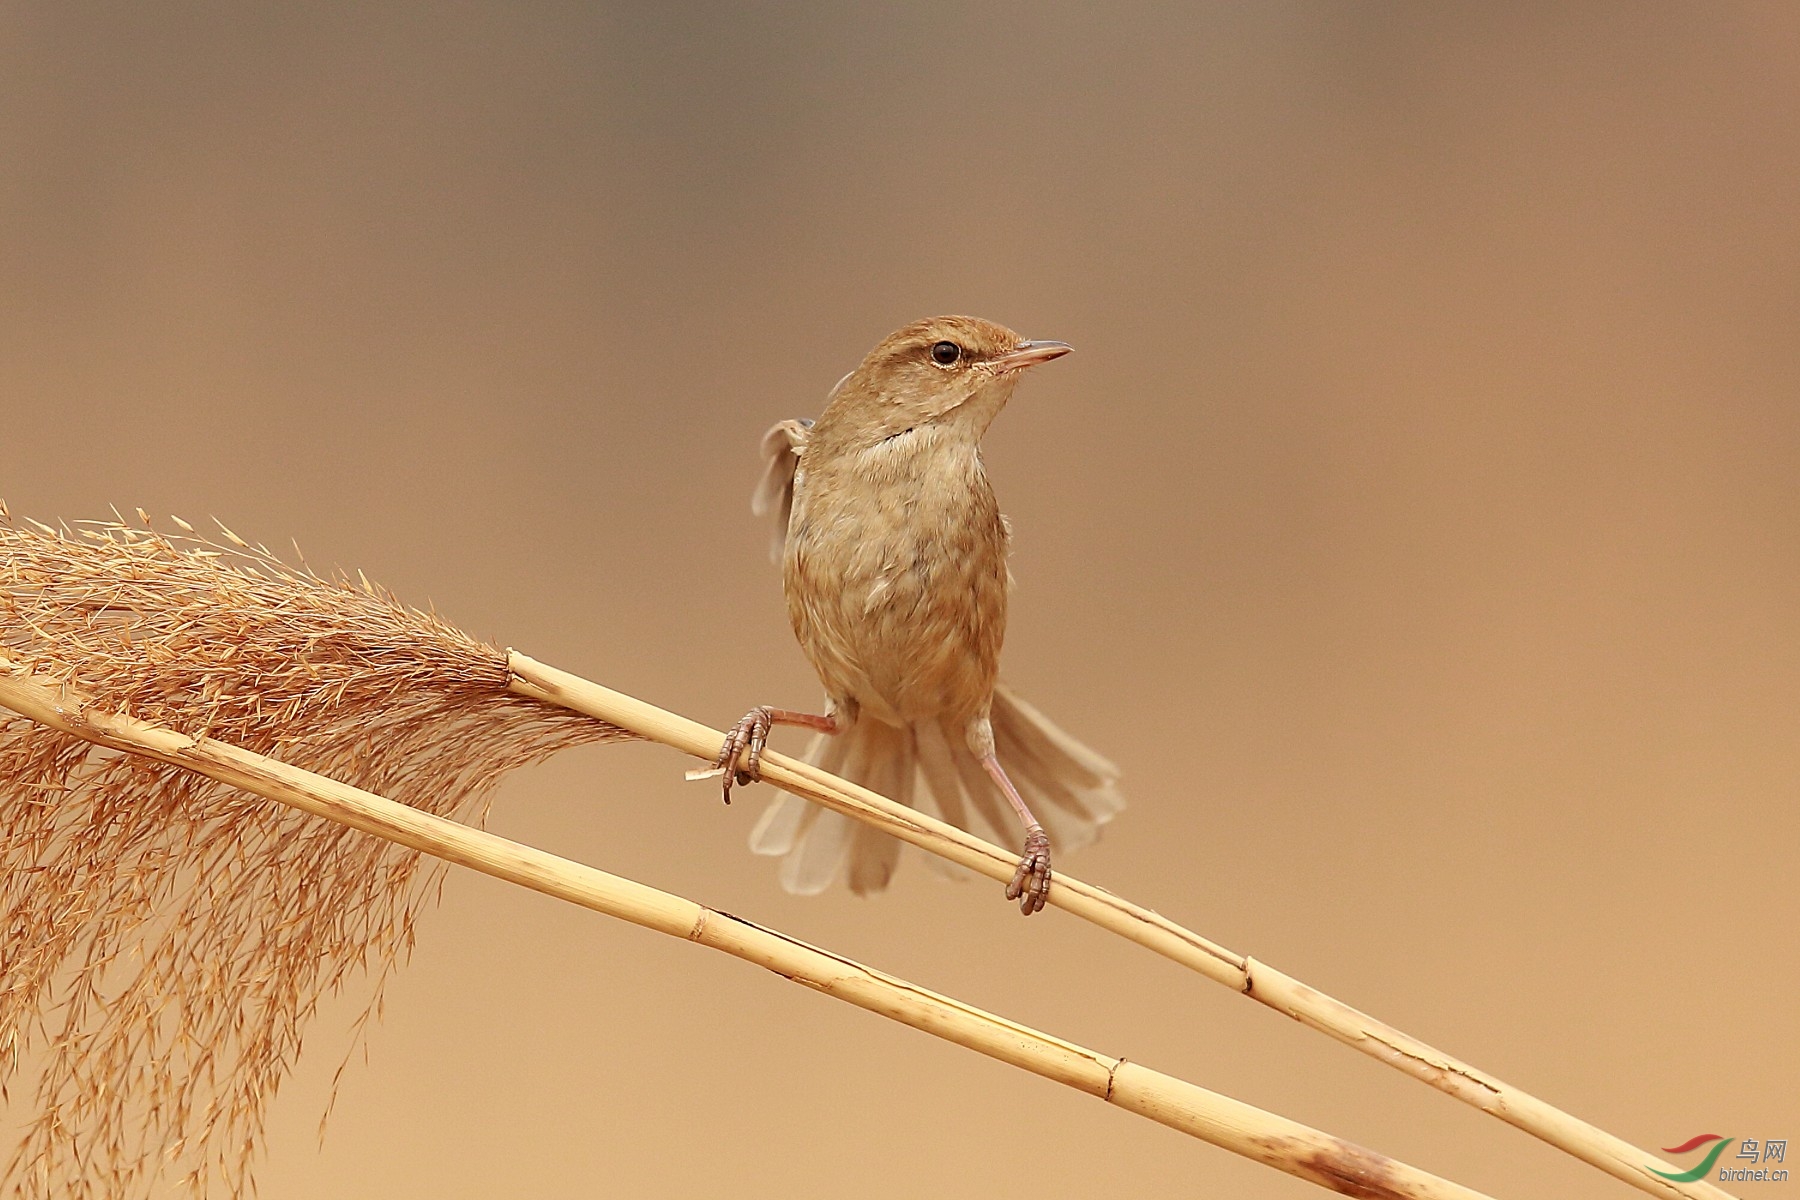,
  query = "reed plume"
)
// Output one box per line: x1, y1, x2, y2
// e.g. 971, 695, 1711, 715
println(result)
0, 510, 627, 1199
